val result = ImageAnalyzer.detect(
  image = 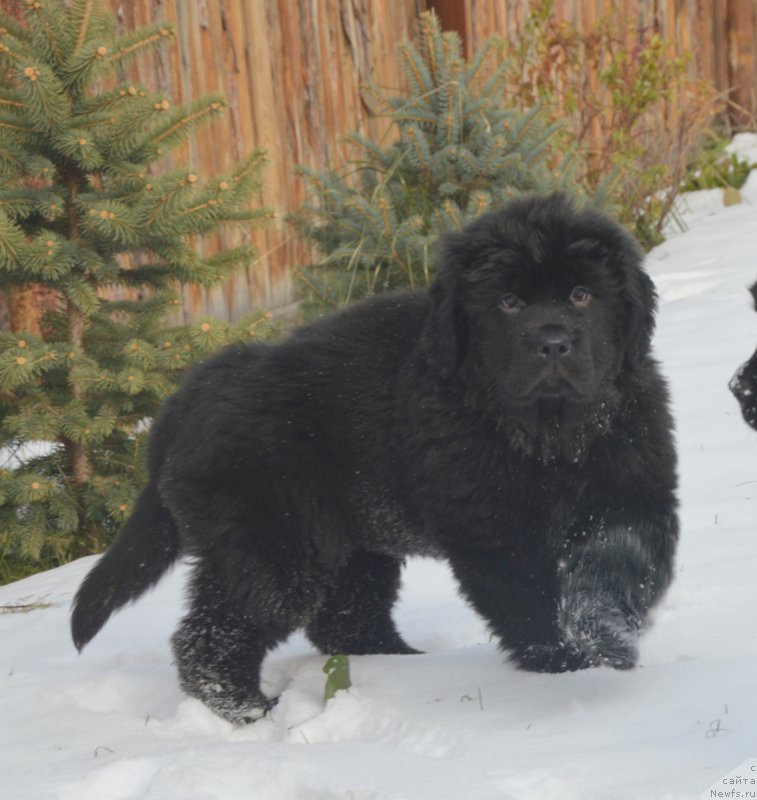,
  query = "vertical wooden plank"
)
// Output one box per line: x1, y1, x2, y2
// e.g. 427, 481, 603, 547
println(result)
727, 0, 757, 128
428, 0, 471, 54
711, 0, 731, 102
